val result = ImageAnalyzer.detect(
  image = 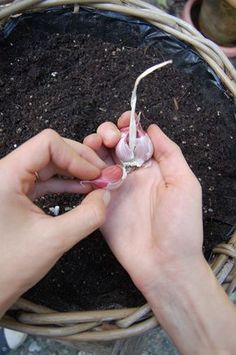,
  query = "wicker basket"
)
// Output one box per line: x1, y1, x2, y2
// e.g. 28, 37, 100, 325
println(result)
0, 0, 236, 343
